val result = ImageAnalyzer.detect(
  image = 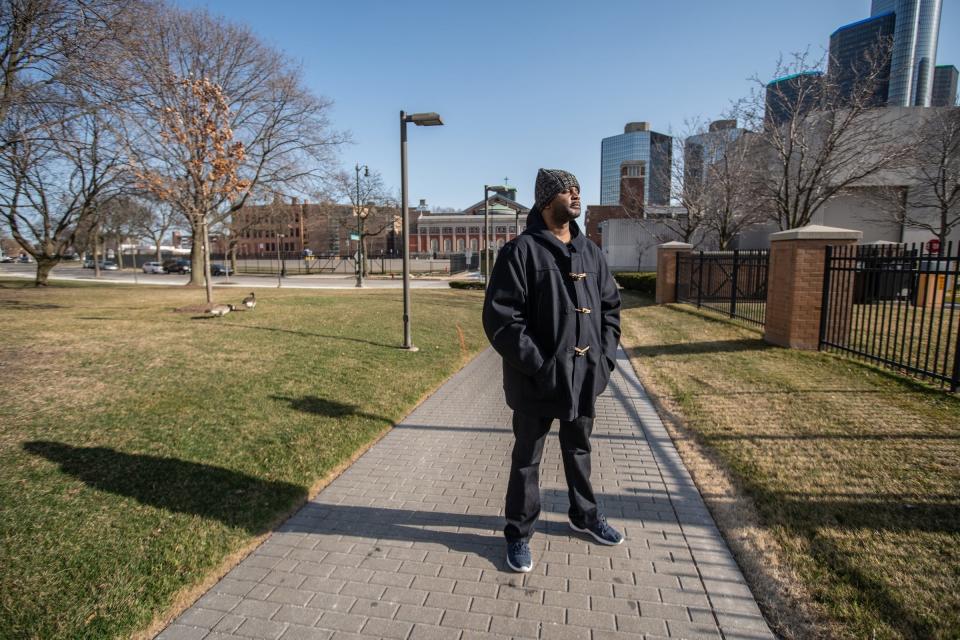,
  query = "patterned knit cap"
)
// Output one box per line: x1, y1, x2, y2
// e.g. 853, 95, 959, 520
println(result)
534, 168, 579, 212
